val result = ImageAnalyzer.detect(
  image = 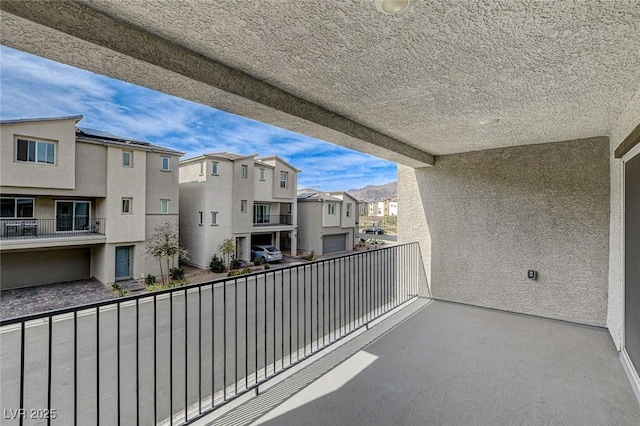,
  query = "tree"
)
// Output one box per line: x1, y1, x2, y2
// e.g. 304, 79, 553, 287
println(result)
218, 237, 236, 267
146, 220, 190, 285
